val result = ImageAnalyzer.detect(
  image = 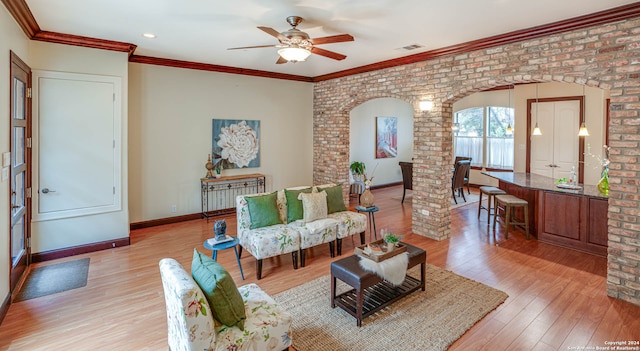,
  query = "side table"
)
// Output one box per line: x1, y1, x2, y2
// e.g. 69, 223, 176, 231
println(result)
355, 205, 379, 240
203, 237, 245, 280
